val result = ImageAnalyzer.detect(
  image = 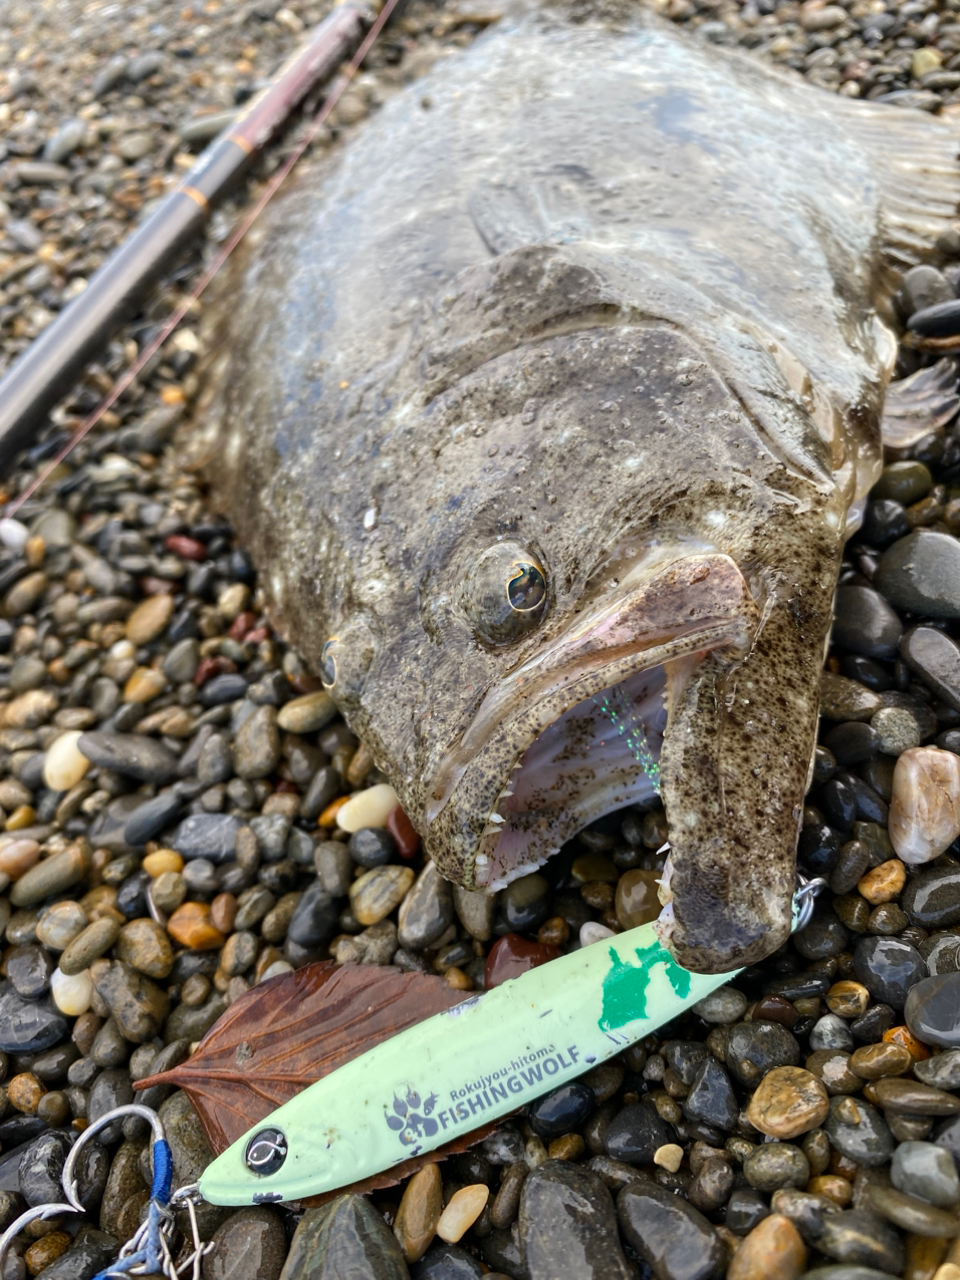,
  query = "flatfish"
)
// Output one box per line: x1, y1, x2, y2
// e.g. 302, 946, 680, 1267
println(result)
194, 1, 960, 972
